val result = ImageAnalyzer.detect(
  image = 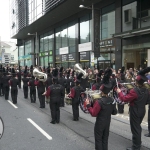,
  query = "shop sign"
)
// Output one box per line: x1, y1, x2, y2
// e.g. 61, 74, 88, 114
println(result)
78, 42, 92, 52
61, 54, 68, 62
100, 38, 114, 48
39, 52, 49, 57
55, 55, 61, 63
59, 47, 69, 54
68, 53, 76, 62
80, 52, 90, 61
